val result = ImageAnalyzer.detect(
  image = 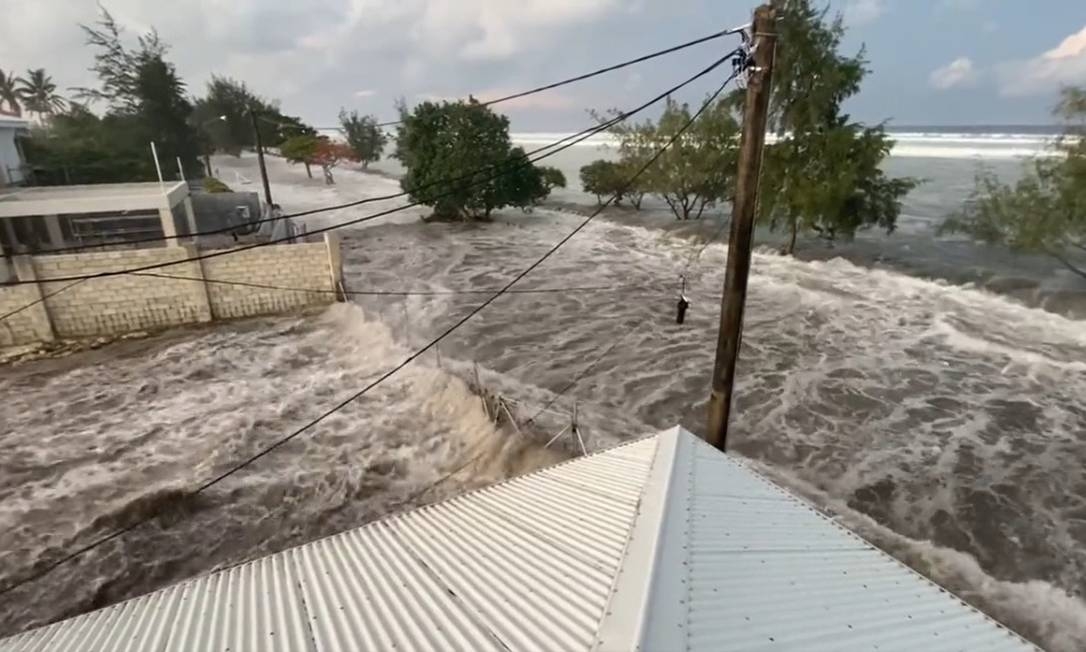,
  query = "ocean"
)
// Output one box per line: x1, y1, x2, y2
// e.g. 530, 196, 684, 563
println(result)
1, 130, 1084, 650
